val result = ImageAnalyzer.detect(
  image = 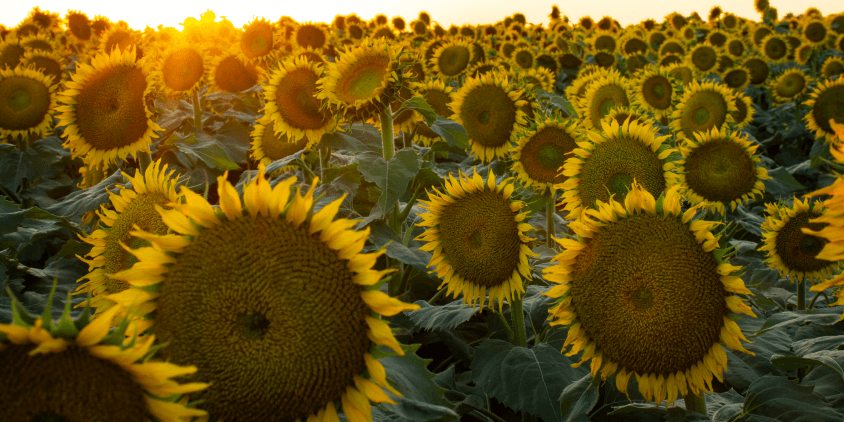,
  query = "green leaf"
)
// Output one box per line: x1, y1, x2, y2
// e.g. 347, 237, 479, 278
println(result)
741, 375, 843, 421
262, 151, 306, 176
771, 350, 844, 376
176, 132, 241, 170
379, 345, 459, 421
559, 374, 599, 422
395, 97, 438, 126
367, 221, 431, 273
356, 149, 420, 215
213, 121, 251, 163
471, 339, 589, 422
0, 137, 68, 192
322, 163, 362, 194
429, 117, 470, 150
763, 166, 806, 199
707, 388, 746, 422
45, 169, 124, 222
537, 91, 579, 118
409, 300, 479, 331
